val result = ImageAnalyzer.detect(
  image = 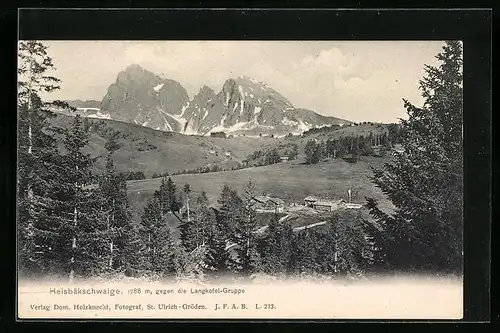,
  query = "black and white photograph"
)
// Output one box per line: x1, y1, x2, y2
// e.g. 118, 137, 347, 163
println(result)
16, 38, 466, 319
